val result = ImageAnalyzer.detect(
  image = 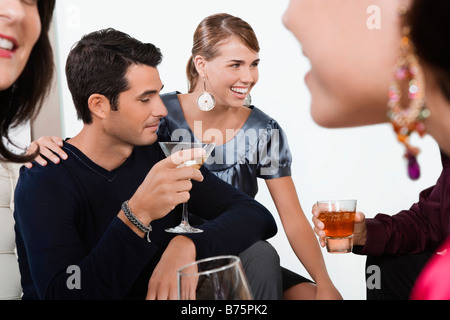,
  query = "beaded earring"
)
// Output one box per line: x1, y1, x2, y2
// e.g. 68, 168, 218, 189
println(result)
197, 76, 216, 111
387, 12, 430, 180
